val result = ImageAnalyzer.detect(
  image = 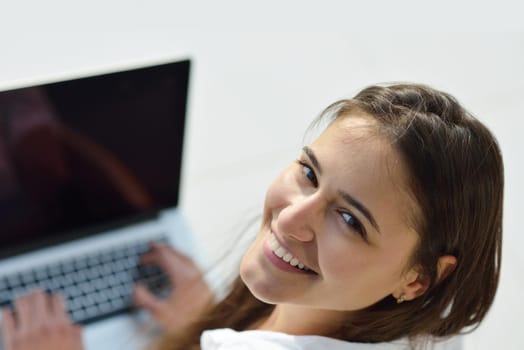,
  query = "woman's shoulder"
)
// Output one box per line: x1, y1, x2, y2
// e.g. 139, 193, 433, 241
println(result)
200, 328, 461, 350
